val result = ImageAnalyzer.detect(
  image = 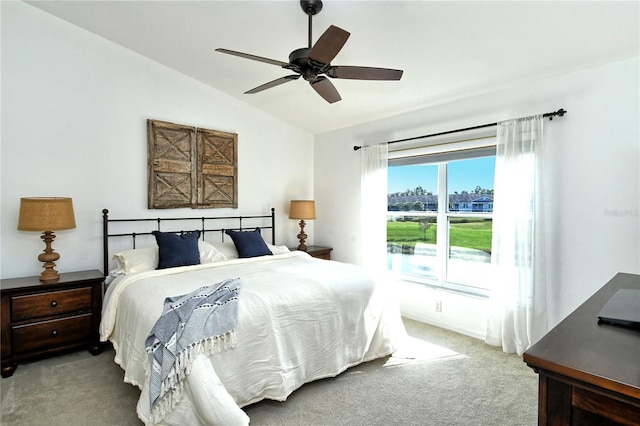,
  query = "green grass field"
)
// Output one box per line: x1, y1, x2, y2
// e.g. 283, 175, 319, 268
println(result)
387, 218, 492, 254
